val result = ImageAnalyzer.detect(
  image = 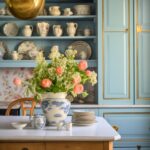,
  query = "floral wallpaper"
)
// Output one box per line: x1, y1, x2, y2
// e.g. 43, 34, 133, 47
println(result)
0, 68, 32, 102
0, 68, 96, 104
